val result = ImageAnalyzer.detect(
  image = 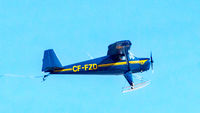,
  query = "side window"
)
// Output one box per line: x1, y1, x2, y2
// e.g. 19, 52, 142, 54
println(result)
129, 54, 135, 59
121, 56, 126, 60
